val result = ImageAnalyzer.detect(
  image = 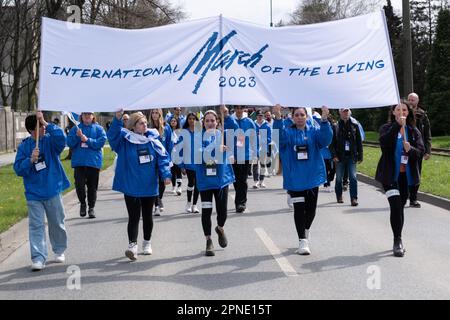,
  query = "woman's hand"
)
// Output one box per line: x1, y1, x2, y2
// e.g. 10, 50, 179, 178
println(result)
116, 109, 124, 120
